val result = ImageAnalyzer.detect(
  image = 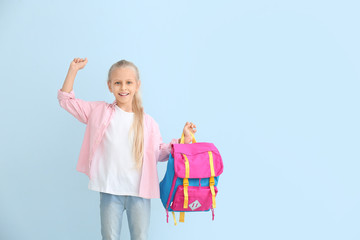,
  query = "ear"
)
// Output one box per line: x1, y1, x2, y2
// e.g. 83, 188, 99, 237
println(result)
107, 81, 112, 93
136, 80, 141, 92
